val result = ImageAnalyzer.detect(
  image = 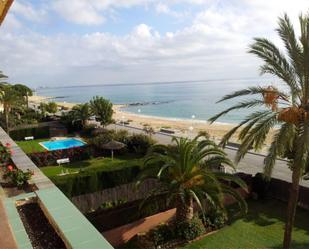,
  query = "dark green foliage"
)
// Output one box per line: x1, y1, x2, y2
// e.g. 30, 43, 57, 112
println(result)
176, 216, 205, 241
127, 133, 155, 155
90, 96, 113, 126
149, 223, 175, 246
50, 165, 141, 197
10, 126, 50, 141
203, 208, 228, 230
